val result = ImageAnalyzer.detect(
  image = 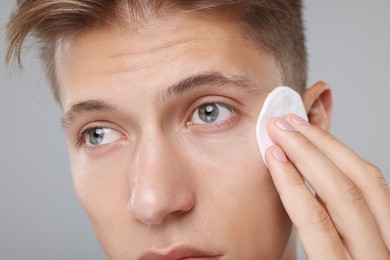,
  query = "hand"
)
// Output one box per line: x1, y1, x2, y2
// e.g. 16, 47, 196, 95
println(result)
265, 114, 390, 259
